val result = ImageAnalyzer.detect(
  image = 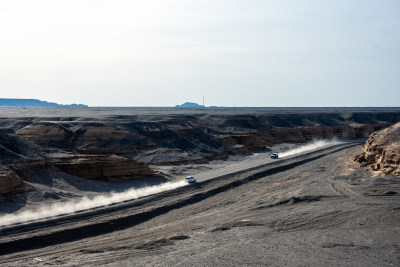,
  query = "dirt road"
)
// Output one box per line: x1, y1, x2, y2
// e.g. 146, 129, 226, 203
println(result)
0, 143, 399, 266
